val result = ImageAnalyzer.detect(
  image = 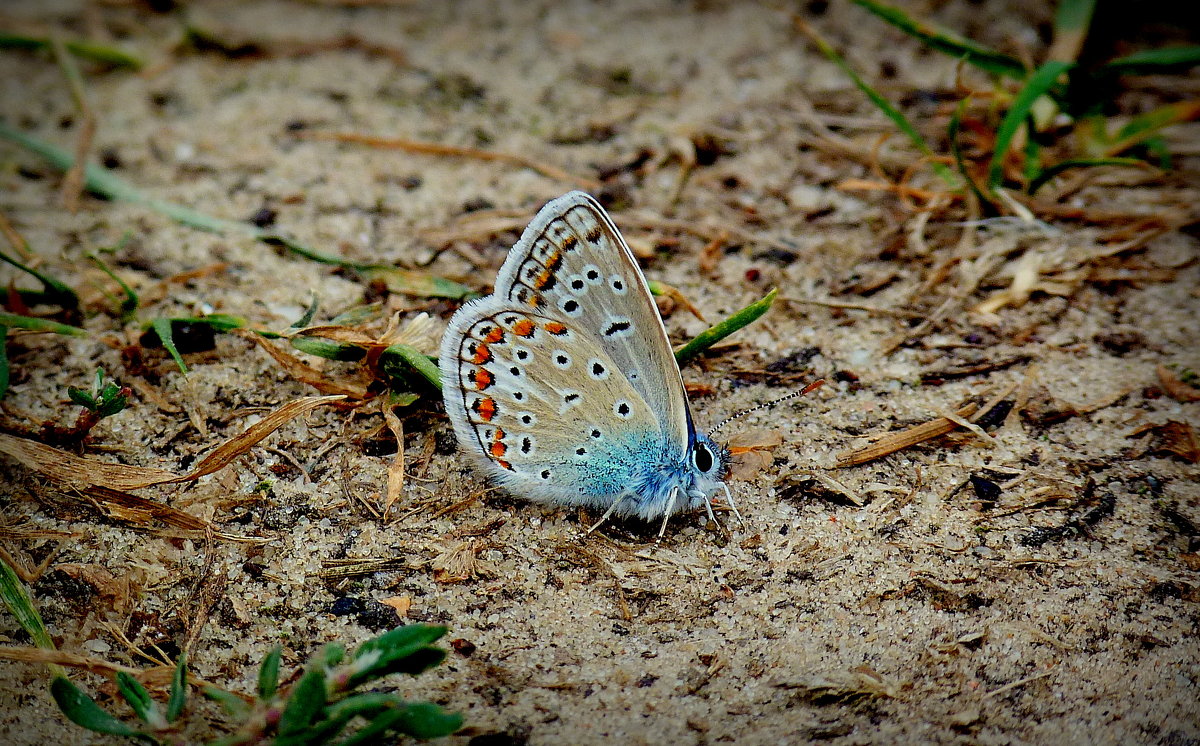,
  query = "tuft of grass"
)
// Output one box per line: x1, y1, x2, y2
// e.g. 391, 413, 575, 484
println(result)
0, 312, 88, 400
2, 551, 462, 744
807, 0, 1200, 209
